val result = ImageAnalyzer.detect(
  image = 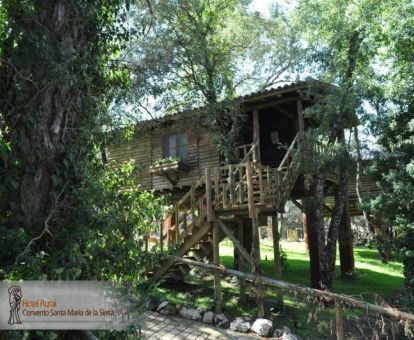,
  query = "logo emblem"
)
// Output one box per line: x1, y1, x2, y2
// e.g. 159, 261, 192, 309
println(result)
8, 286, 22, 325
